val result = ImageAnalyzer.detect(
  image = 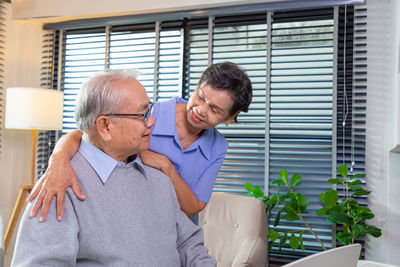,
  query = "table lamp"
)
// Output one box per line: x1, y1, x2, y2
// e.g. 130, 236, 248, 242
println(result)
3, 87, 63, 252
